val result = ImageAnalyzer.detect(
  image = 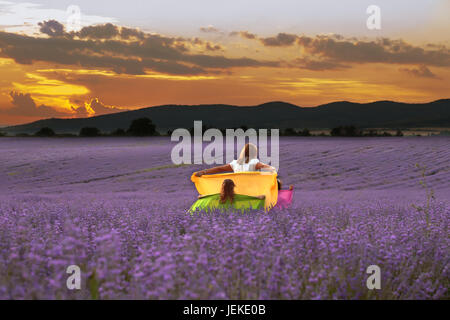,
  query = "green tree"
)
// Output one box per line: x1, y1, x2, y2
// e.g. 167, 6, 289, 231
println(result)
79, 127, 101, 137
35, 127, 55, 137
111, 128, 126, 136
127, 118, 156, 136
331, 125, 361, 137
283, 128, 297, 136
299, 128, 311, 136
